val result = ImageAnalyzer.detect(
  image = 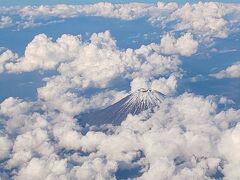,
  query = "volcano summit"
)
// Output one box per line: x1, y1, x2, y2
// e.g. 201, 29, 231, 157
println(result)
79, 89, 165, 126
